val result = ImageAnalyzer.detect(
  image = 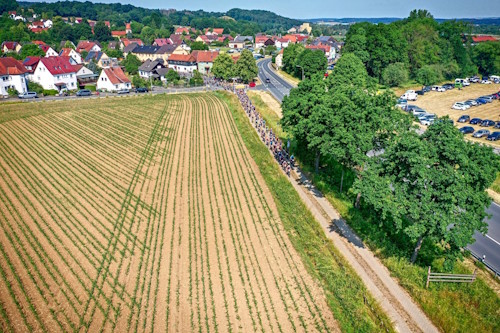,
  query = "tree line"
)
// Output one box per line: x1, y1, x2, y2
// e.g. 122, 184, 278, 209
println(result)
281, 52, 499, 268
343, 9, 500, 87
281, 44, 328, 79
